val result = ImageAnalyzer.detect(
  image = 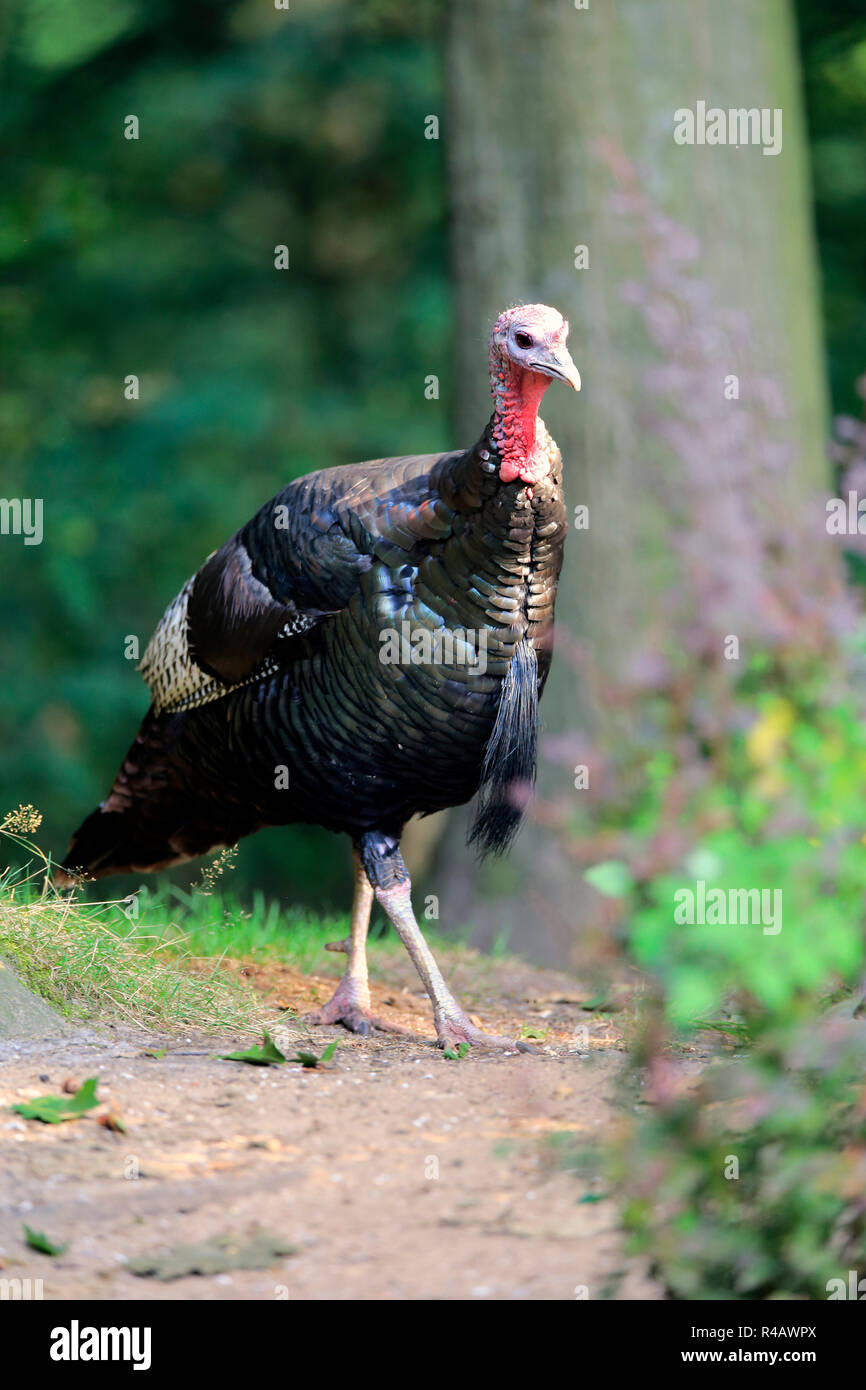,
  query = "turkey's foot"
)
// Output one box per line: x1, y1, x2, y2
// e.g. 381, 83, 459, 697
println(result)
434, 1013, 537, 1054
304, 987, 409, 1037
